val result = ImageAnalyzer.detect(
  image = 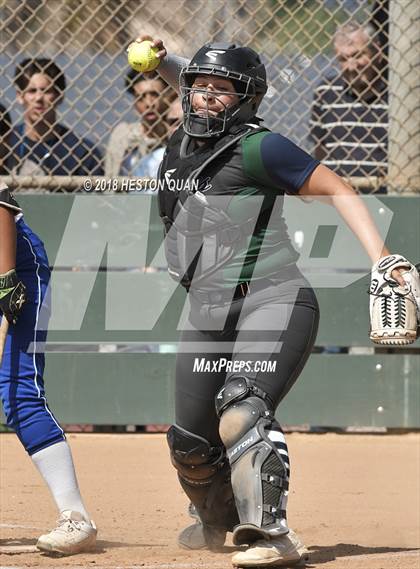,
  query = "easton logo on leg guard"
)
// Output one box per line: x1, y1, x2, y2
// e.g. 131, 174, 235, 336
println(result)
229, 436, 254, 460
